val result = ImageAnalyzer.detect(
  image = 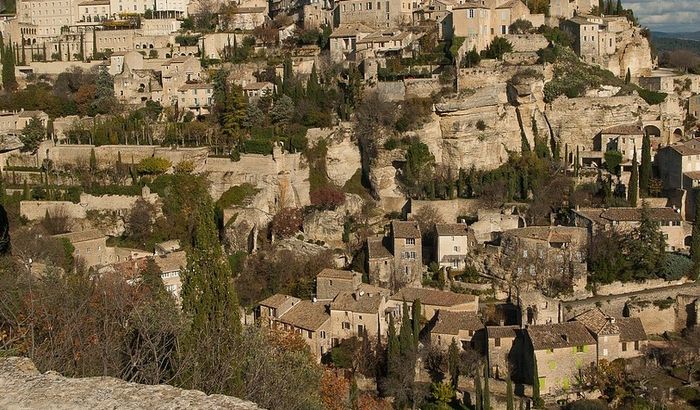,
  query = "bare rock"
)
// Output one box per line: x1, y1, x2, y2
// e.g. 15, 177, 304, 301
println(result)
0, 356, 262, 410
326, 135, 361, 187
